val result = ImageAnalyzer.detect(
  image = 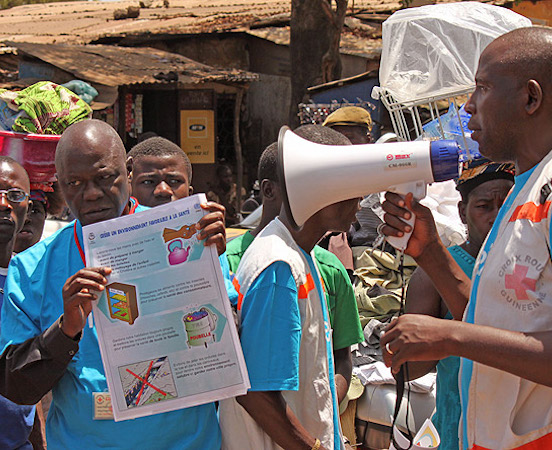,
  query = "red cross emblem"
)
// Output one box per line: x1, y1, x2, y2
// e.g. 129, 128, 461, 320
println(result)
504, 264, 538, 300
